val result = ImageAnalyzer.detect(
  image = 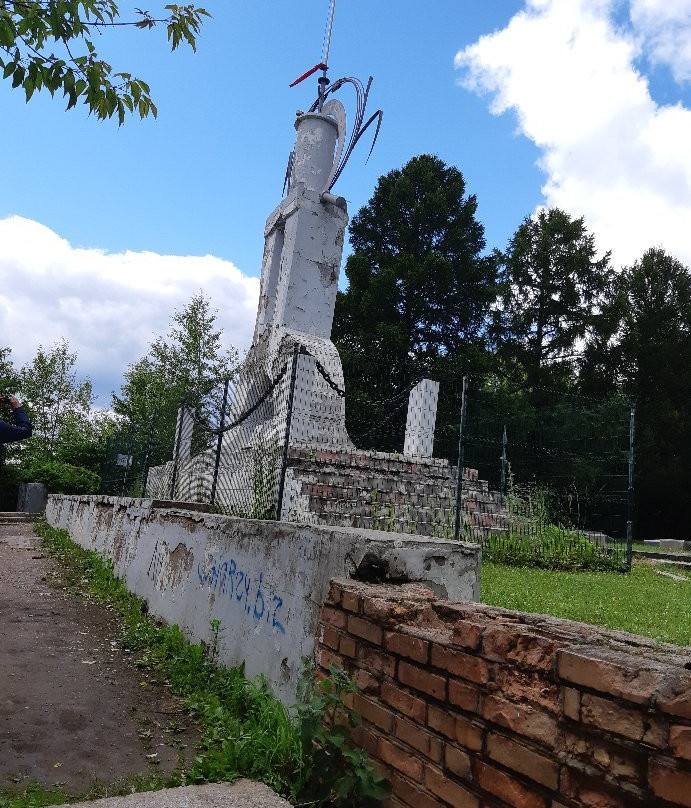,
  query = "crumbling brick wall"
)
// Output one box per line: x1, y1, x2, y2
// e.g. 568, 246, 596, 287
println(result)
317, 579, 691, 808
